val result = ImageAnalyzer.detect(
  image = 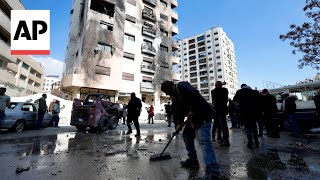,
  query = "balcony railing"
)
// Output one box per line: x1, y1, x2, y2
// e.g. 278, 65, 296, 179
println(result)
171, 9, 178, 20
142, 8, 156, 22
141, 82, 155, 93
141, 42, 156, 56
142, 22, 156, 38
0, 40, 16, 63
0, 68, 16, 86
143, 0, 157, 6
141, 62, 155, 74
0, 8, 10, 32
